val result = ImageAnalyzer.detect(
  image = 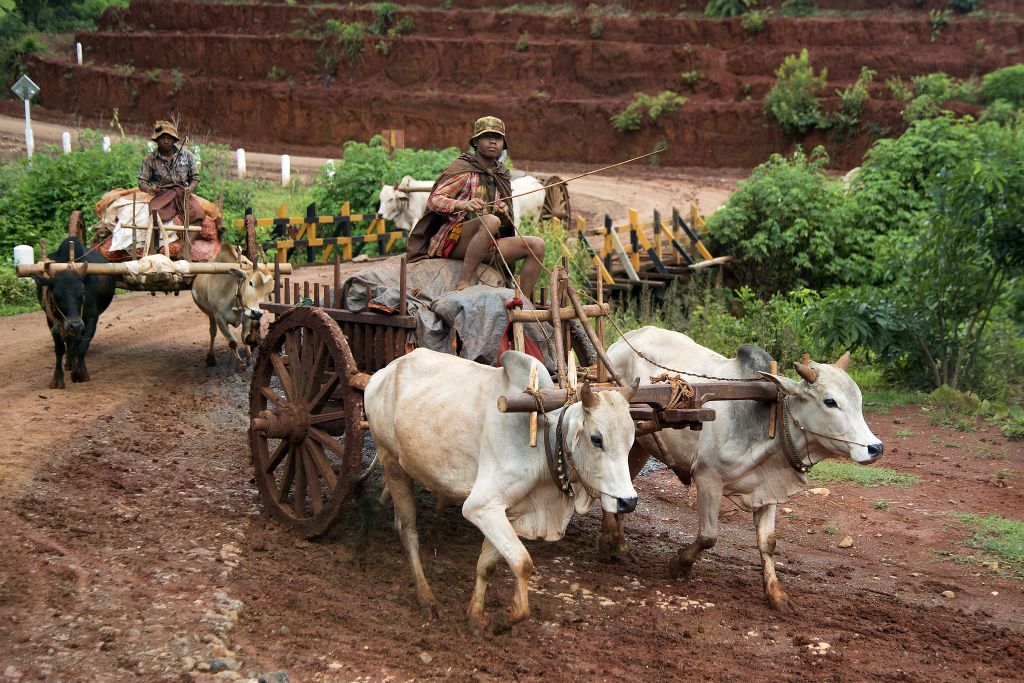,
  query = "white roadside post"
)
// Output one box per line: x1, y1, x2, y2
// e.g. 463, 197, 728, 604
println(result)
102, 136, 111, 152
62, 131, 72, 154
281, 154, 291, 187
13, 245, 34, 267
236, 148, 246, 178
11, 74, 40, 158
76, 42, 83, 65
